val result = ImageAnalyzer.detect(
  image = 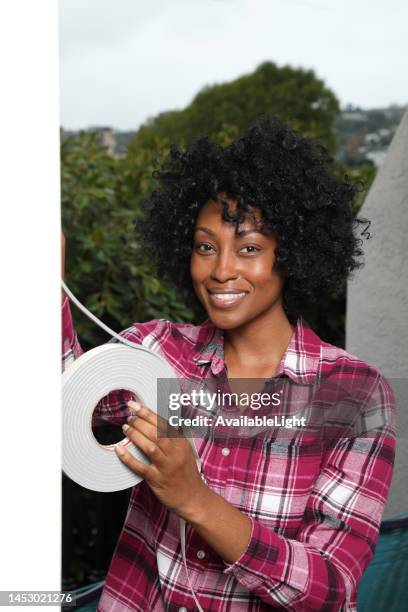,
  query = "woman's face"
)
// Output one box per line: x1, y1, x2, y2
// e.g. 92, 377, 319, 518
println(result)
190, 197, 285, 330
